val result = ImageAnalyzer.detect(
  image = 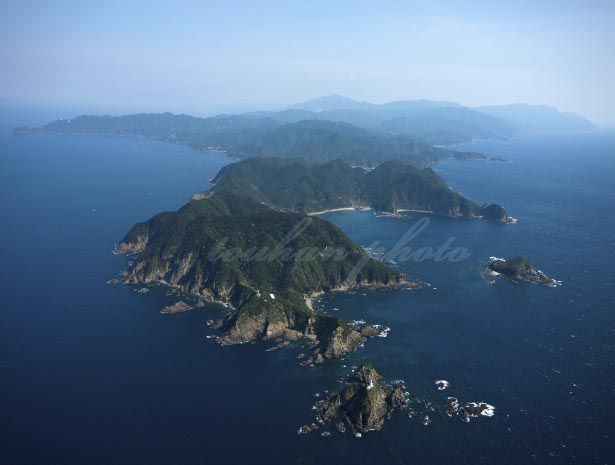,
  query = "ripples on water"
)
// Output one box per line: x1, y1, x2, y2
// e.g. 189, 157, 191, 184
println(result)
1, 125, 613, 464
